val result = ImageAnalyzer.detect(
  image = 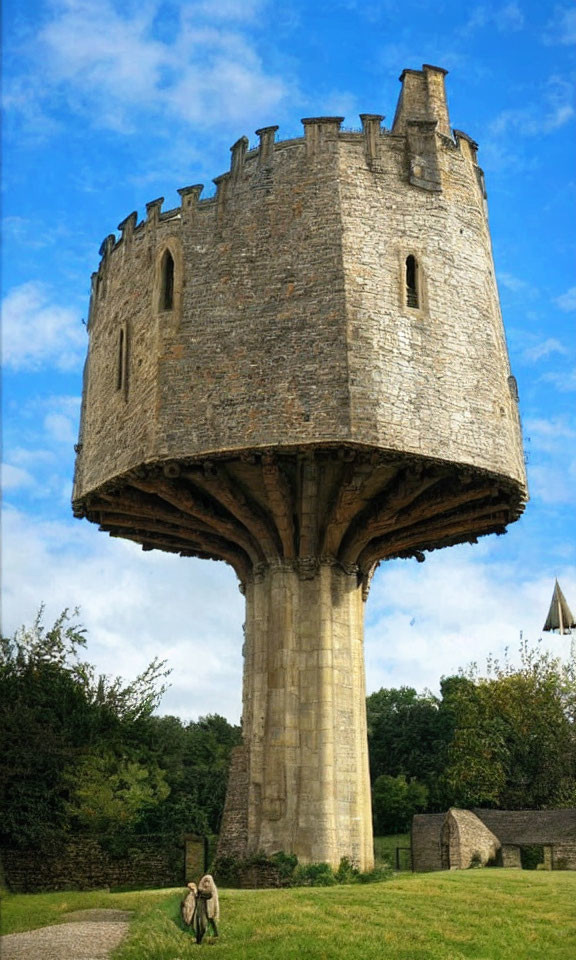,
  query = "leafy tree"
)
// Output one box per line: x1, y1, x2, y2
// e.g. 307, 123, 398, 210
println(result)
438, 644, 576, 810
63, 751, 170, 832
367, 643, 576, 819
372, 774, 428, 834
0, 608, 171, 847
437, 675, 507, 808
366, 686, 448, 795
139, 713, 242, 836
